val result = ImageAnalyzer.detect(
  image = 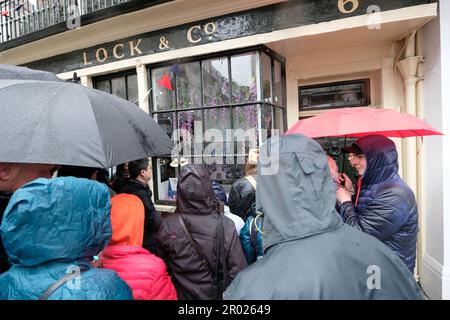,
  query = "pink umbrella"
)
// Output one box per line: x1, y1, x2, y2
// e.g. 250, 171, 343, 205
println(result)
285, 107, 442, 138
